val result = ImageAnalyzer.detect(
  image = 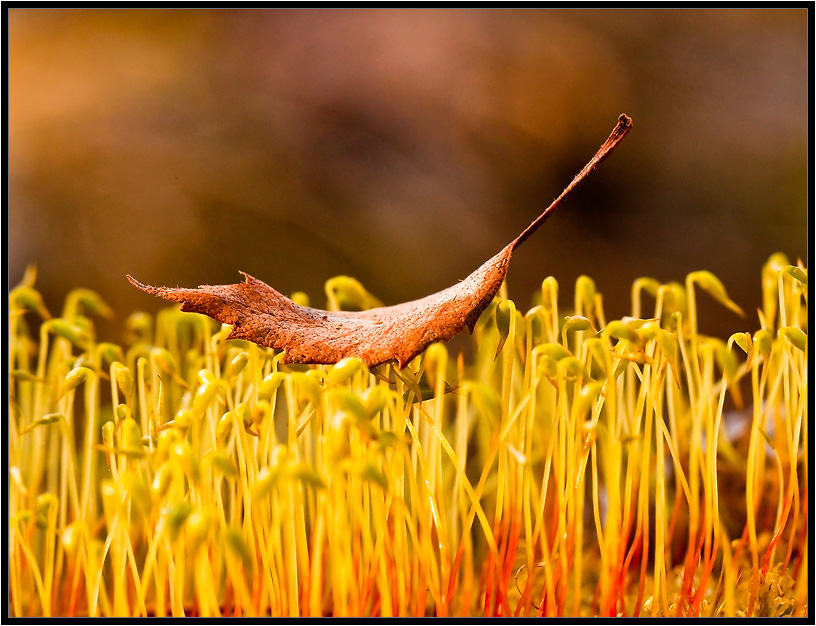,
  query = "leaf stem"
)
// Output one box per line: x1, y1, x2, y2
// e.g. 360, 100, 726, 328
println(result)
512, 114, 633, 250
